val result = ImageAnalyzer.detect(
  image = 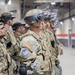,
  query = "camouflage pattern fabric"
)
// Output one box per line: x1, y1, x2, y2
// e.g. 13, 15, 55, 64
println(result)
20, 30, 53, 75
0, 39, 11, 75
4, 28, 18, 75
